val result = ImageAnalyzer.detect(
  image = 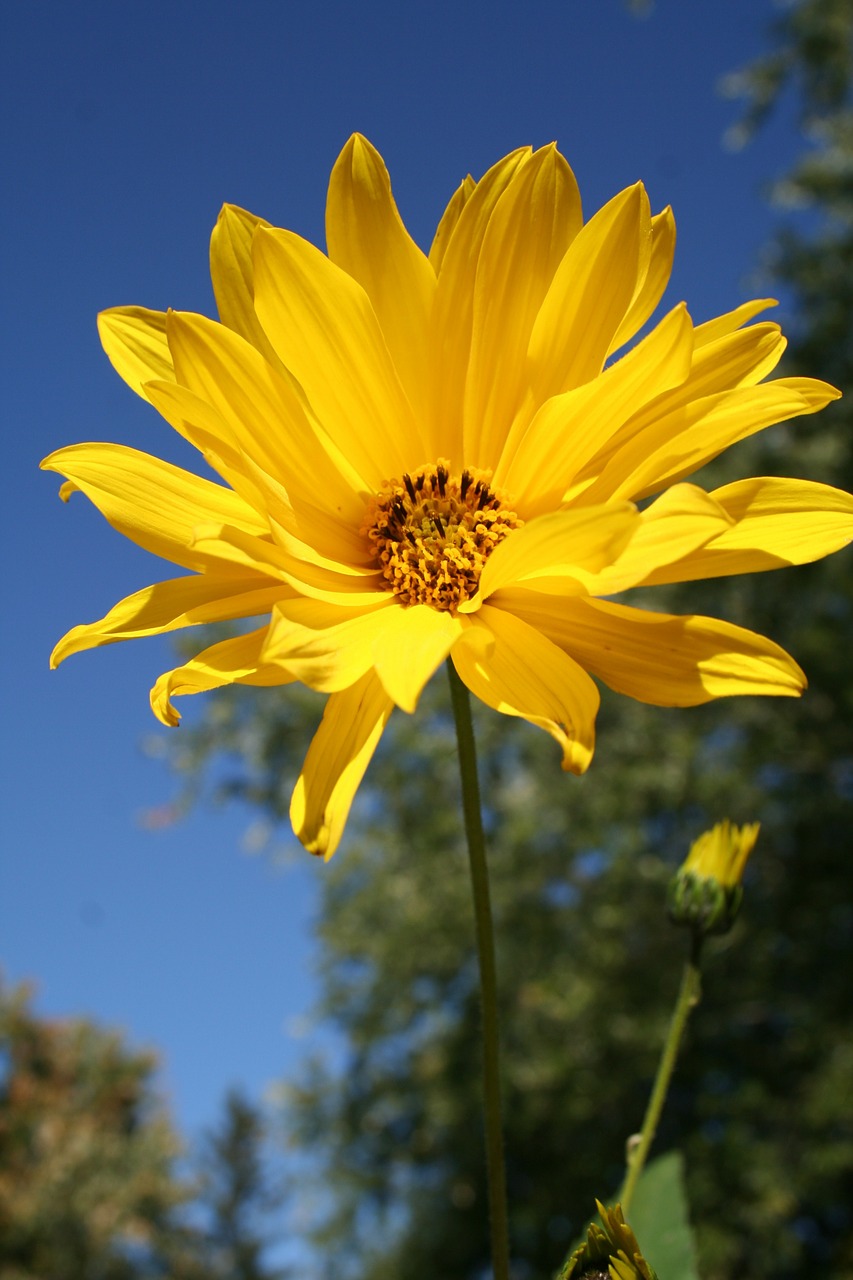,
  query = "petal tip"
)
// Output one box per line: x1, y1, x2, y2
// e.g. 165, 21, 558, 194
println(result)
150, 680, 182, 728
